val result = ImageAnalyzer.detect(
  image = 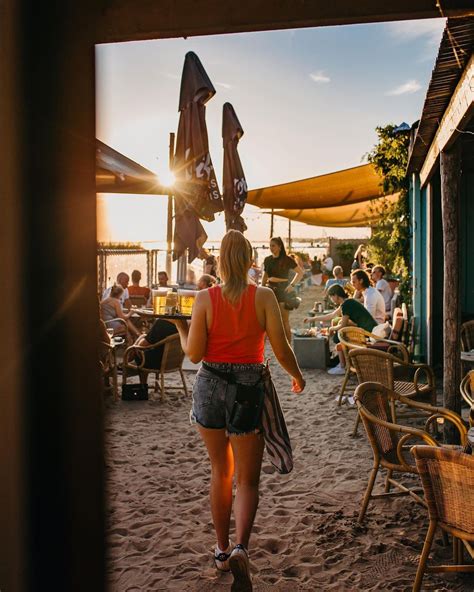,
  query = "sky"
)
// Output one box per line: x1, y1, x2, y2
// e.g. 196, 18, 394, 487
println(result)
96, 17, 446, 245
